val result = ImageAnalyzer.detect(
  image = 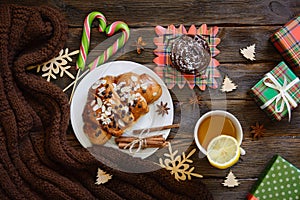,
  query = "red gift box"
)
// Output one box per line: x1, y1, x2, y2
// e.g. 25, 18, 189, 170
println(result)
270, 16, 300, 69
